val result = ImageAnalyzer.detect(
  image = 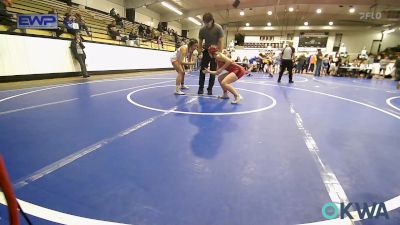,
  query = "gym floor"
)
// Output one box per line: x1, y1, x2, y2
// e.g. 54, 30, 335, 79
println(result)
0, 71, 399, 225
